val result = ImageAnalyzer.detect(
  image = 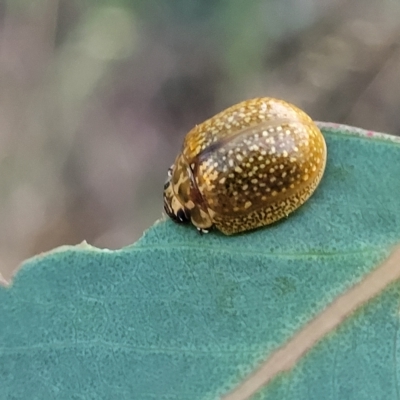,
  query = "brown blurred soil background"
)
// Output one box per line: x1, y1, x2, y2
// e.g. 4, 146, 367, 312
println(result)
1, 0, 400, 279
